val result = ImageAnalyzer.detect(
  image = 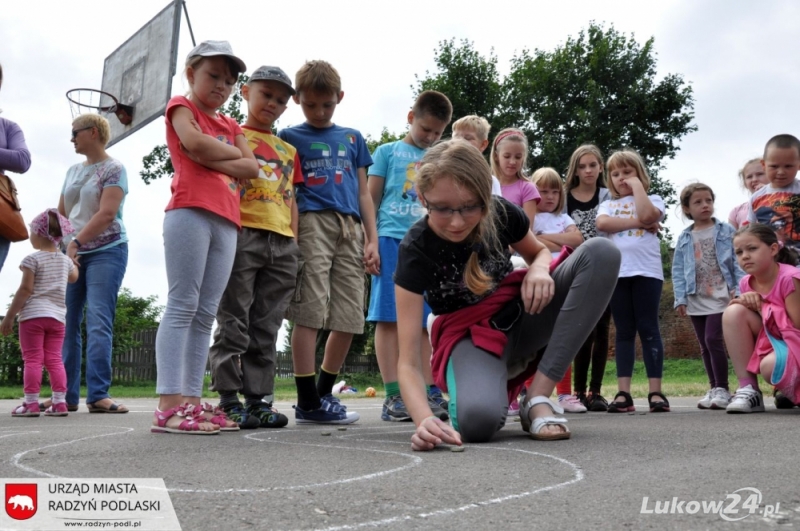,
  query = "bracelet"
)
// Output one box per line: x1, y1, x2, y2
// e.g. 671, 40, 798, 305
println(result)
72, 238, 82, 249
